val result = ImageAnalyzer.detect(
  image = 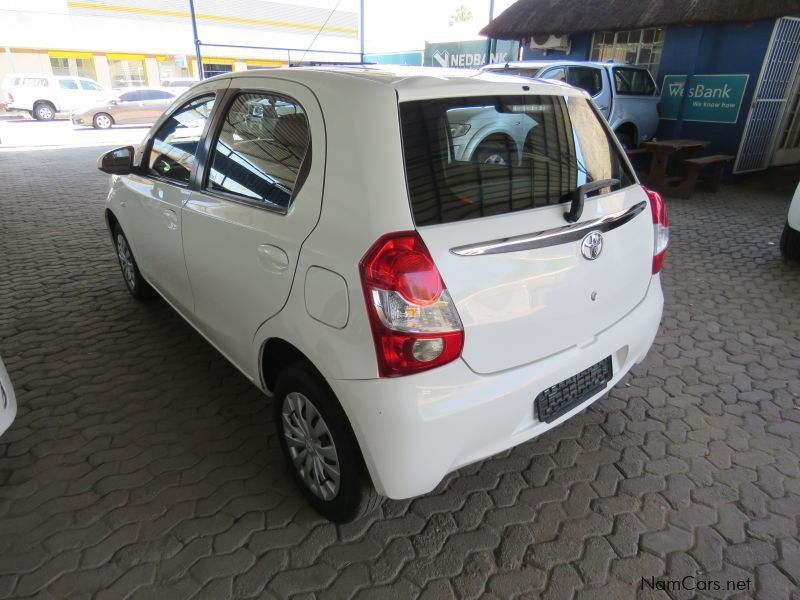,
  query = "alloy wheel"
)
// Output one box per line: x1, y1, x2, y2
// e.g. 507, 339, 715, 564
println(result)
116, 234, 136, 290
281, 391, 341, 501
95, 114, 112, 129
